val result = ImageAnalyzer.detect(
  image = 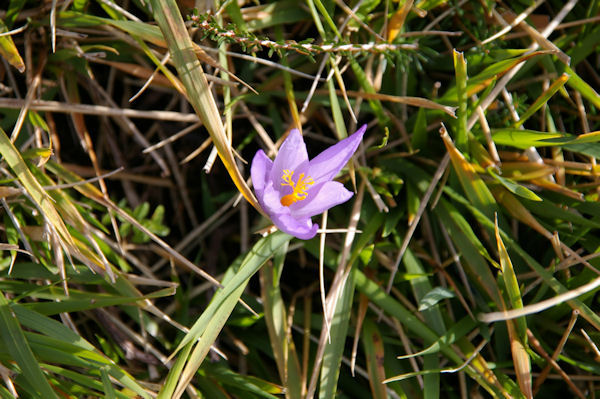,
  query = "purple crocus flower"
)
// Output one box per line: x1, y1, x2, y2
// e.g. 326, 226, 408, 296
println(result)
251, 125, 366, 239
